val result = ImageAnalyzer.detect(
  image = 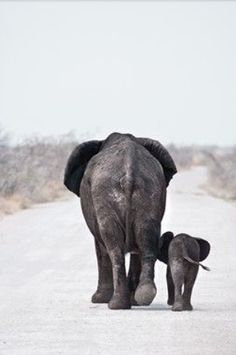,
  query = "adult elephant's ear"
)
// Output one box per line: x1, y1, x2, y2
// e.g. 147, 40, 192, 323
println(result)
195, 238, 211, 261
158, 231, 174, 264
137, 138, 177, 186
64, 140, 103, 197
